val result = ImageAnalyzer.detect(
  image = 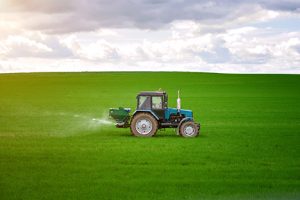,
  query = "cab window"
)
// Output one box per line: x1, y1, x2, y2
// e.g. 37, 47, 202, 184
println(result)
152, 96, 162, 109
138, 96, 151, 109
